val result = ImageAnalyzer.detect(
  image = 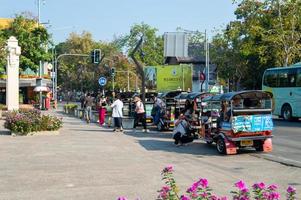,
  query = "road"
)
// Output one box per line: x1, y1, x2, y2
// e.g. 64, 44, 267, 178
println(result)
253, 118, 301, 168
1, 109, 301, 199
